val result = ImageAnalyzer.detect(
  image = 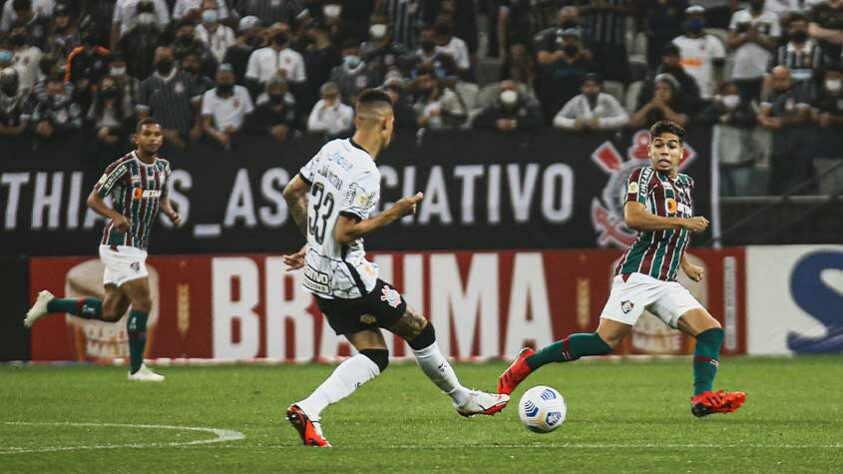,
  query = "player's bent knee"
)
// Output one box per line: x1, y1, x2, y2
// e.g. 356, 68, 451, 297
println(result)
361, 349, 389, 373
407, 321, 436, 350
131, 298, 152, 314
